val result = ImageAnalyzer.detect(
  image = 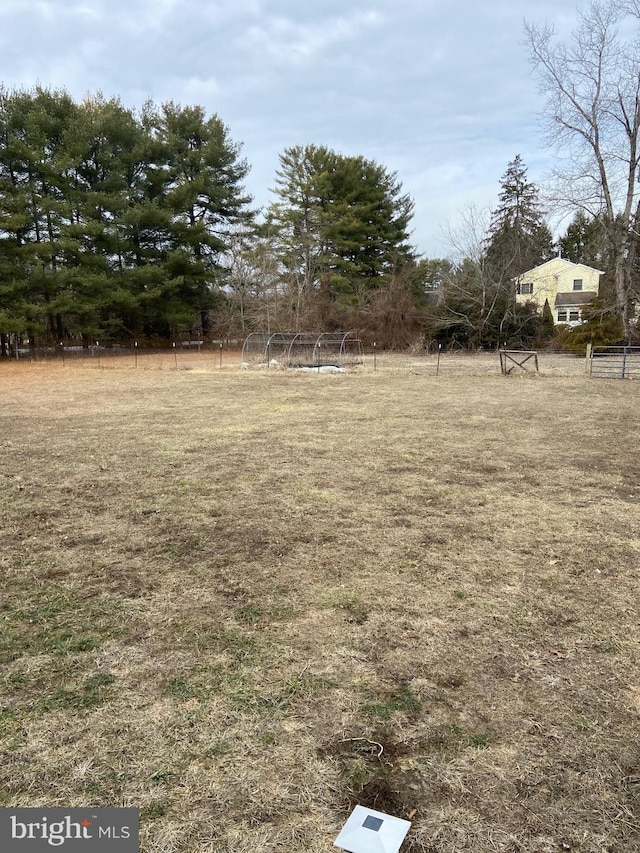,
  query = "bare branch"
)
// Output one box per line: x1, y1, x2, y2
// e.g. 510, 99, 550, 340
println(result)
526, 1, 640, 338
